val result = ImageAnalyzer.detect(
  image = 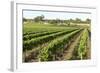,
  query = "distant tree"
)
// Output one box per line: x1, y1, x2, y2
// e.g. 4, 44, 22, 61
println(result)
86, 18, 91, 24
49, 19, 60, 25
23, 18, 27, 22
56, 18, 61, 24
49, 20, 56, 24
69, 19, 74, 23
75, 18, 82, 23
34, 15, 44, 22
65, 20, 70, 26
40, 15, 44, 21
